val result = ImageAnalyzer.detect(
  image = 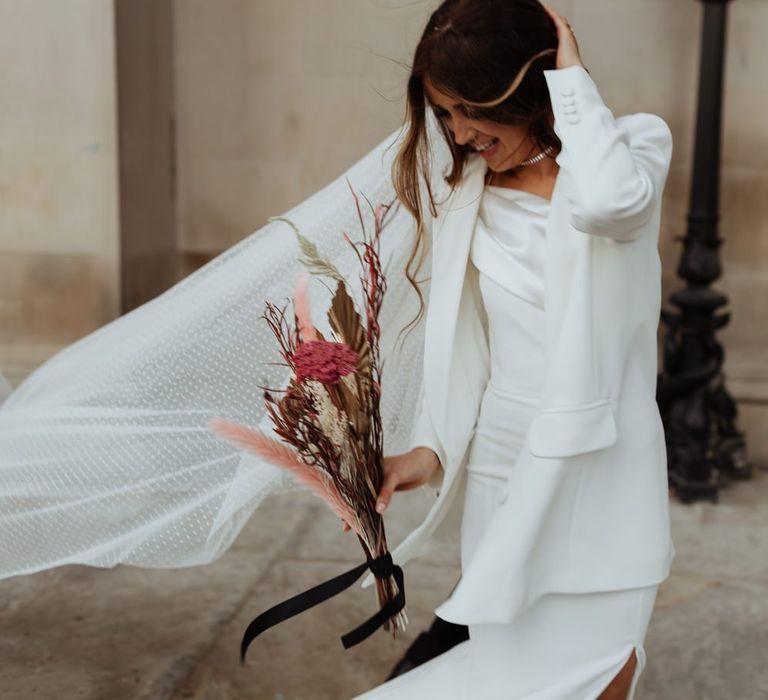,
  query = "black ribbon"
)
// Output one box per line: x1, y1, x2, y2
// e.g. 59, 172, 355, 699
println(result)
240, 551, 405, 663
